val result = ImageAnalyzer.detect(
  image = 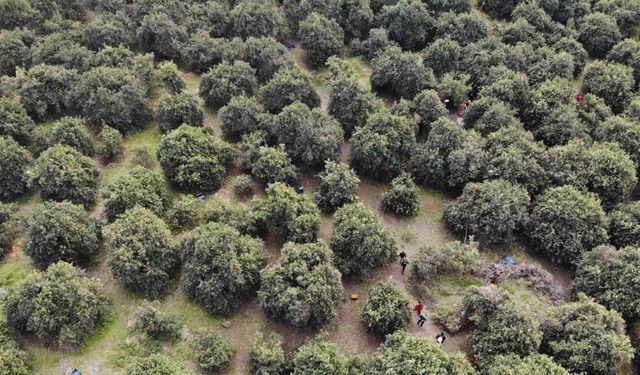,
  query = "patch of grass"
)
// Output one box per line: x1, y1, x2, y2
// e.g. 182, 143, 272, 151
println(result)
0, 252, 35, 288
427, 275, 482, 298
